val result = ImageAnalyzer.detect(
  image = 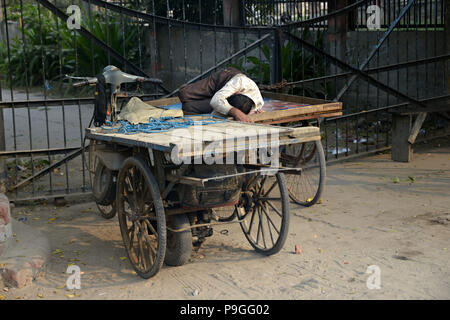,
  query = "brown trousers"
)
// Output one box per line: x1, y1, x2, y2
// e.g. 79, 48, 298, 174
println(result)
178, 67, 241, 114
